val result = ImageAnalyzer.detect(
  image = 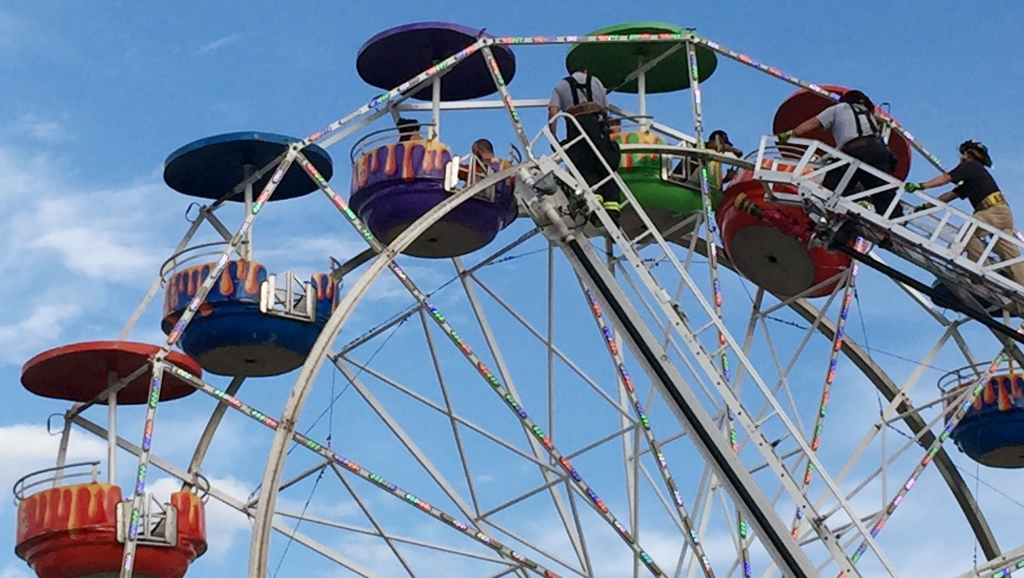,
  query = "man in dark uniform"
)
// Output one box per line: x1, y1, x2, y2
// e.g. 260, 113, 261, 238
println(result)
905, 140, 1024, 284
547, 63, 622, 227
